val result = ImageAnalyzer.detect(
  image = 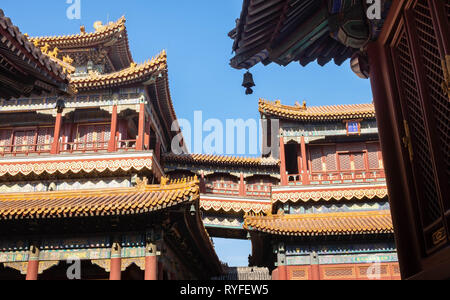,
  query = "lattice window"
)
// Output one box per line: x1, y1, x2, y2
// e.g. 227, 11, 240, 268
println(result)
394, 27, 441, 226
354, 153, 365, 170
358, 265, 388, 276
13, 130, 35, 152
290, 268, 307, 280
78, 124, 111, 150
310, 147, 323, 172
367, 143, 380, 169
0, 129, 12, 152
339, 154, 351, 171
37, 127, 54, 151
324, 145, 337, 171
414, 0, 450, 189
324, 268, 354, 277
